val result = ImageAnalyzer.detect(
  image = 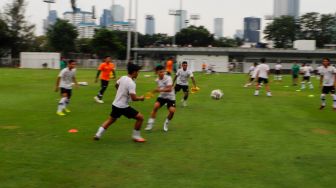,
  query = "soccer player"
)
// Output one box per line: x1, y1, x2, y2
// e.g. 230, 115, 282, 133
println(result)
145, 65, 176, 132
300, 63, 314, 90
291, 61, 300, 86
244, 62, 258, 87
55, 60, 78, 116
173, 61, 197, 107
93, 64, 146, 142
94, 56, 116, 104
165, 57, 174, 76
319, 58, 336, 110
274, 63, 282, 81
254, 58, 272, 97
59, 57, 67, 70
